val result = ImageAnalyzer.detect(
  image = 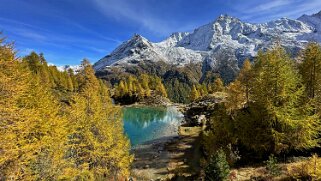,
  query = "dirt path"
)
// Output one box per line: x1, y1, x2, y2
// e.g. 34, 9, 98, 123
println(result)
166, 127, 202, 180
130, 127, 202, 180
